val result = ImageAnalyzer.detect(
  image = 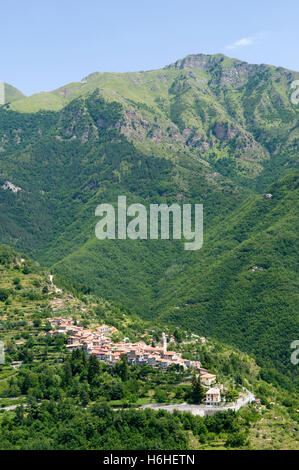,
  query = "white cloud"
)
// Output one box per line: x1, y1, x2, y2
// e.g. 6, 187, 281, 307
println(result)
225, 36, 255, 50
